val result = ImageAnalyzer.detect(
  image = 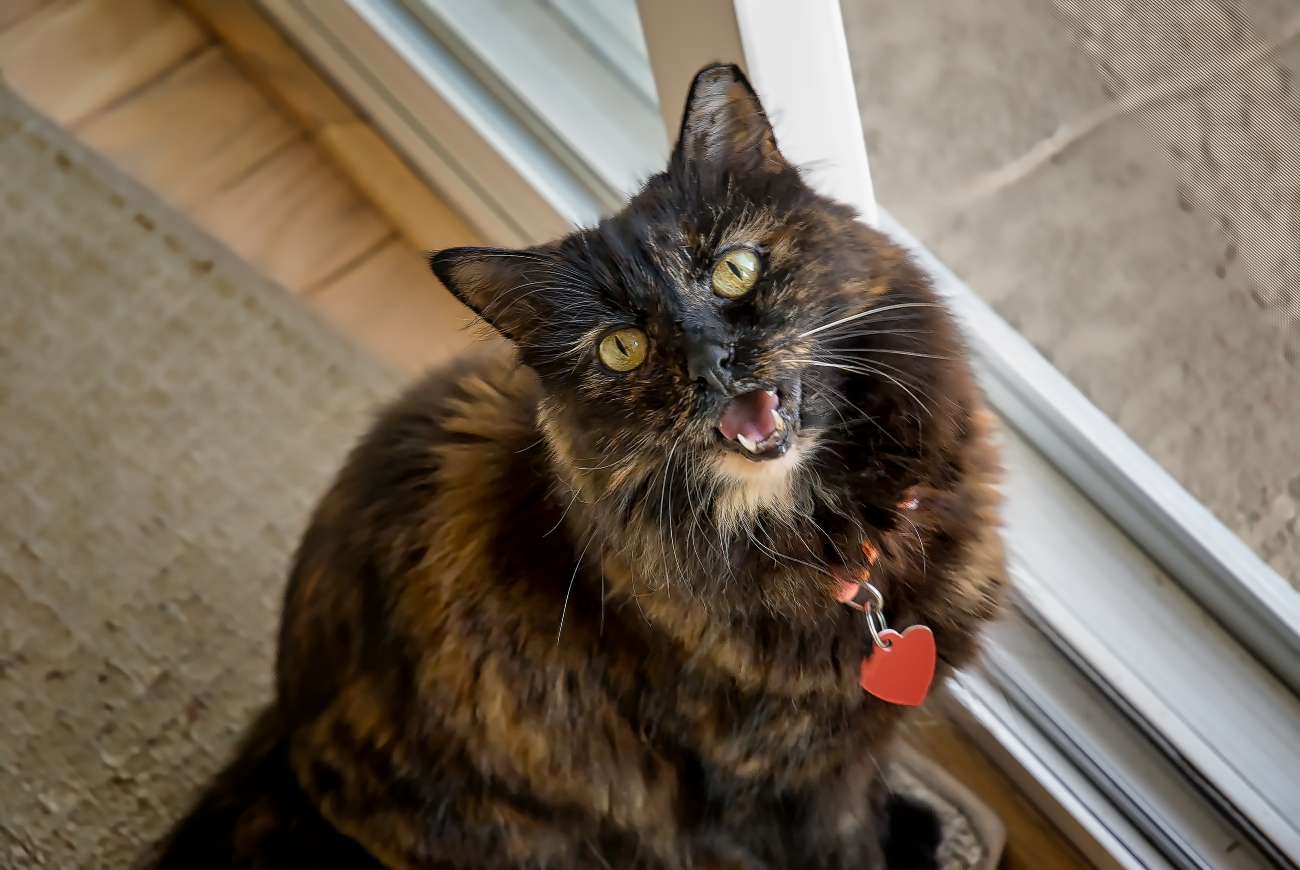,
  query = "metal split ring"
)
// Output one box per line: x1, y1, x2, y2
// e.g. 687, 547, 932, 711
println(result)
857, 582, 893, 650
